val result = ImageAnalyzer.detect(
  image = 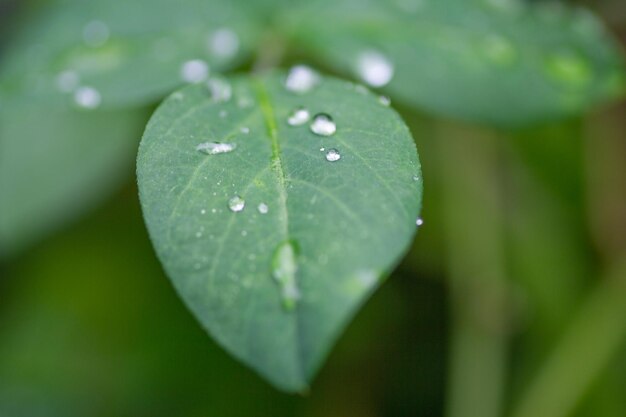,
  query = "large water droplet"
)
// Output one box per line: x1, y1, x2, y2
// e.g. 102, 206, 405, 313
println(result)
180, 59, 209, 83
287, 107, 311, 126
207, 78, 232, 102
356, 50, 394, 87
310, 113, 336, 136
285, 65, 320, 93
258, 203, 269, 214
272, 241, 300, 310
196, 142, 236, 155
74, 86, 101, 109
325, 148, 341, 162
208, 28, 240, 59
228, 195, 245, 212
83, 20, 110, 48
56, 70, 79, 92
